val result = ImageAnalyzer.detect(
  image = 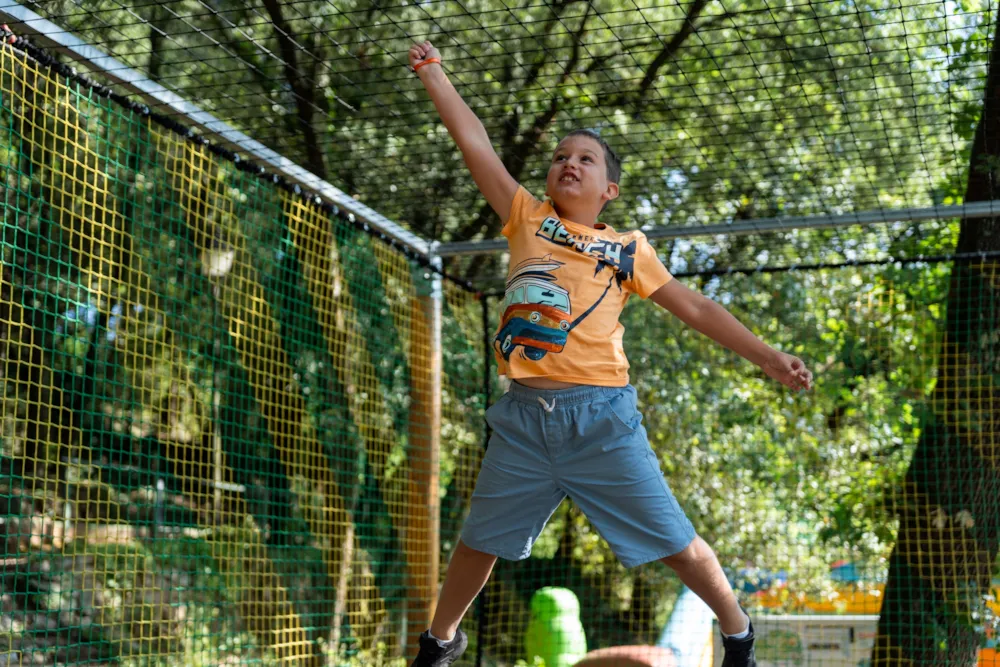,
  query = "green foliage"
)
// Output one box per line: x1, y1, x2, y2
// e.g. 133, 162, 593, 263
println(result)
4, 0, 997, 663
624, 262, 948, 585
503, 256, 956, 649
24, 0, 988, 255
